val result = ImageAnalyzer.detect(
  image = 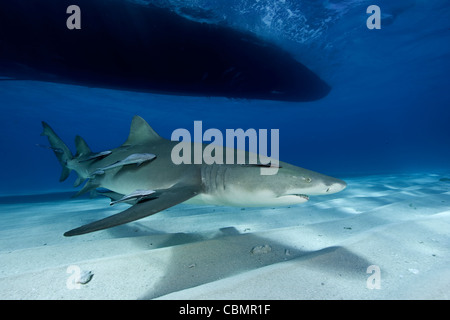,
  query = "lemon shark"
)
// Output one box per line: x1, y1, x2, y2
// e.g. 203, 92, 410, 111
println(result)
41, 116, 346, 236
